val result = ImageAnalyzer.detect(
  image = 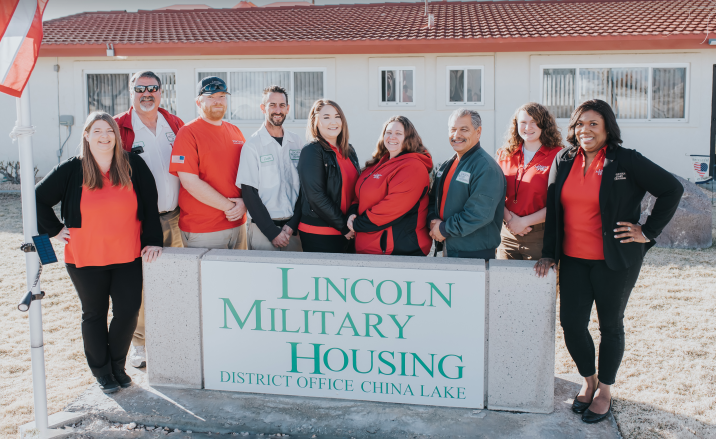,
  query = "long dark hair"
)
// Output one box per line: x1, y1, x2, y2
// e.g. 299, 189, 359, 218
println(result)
498, 102, 563, 159
306, 99, 350, 158
365, 116, 428, 168
566, 99, 623, 152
